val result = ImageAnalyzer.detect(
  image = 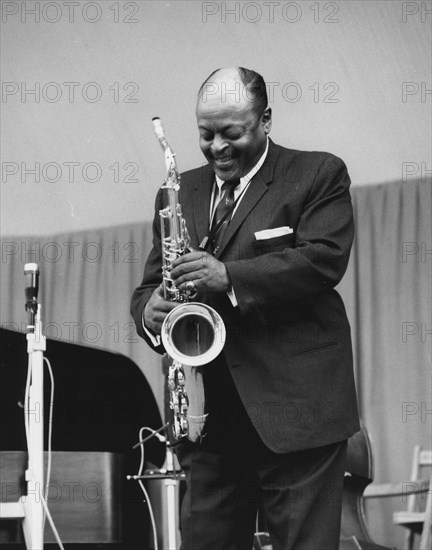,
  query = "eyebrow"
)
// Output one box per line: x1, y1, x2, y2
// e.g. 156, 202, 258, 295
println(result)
198, 124, 243, 132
